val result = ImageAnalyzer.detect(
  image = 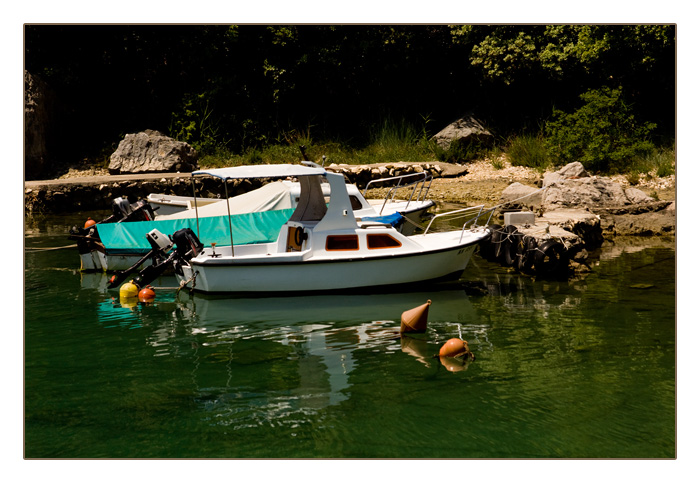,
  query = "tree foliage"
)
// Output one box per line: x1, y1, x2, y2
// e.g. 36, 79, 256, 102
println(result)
24, 24, 674, 172
544, 87, 657, 173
